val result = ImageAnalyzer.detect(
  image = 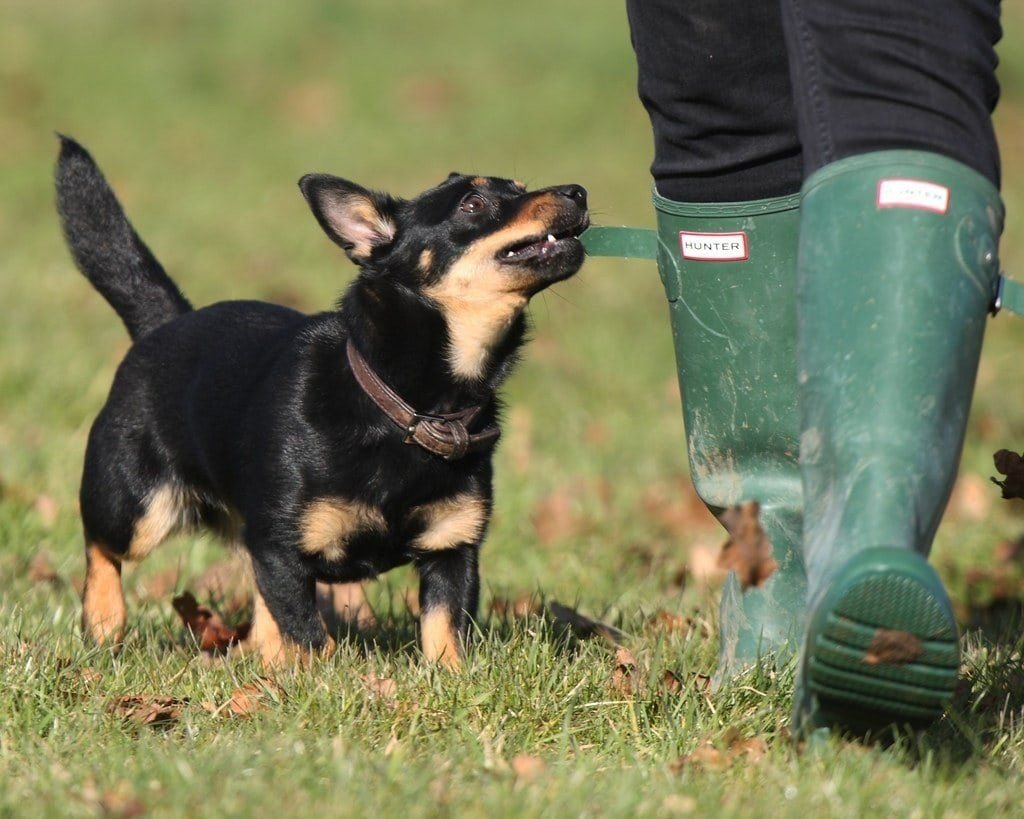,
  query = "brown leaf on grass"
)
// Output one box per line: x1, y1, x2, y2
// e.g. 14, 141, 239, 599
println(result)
992, 449, 1024, 500
511, 754, 546, 782
81, 779, 146, 819
994, 537, 1024, 564
863, 628, 923, 666
172, 591, 250, 653
531, 479, 613, 545
506, 407, 534, 476
489, 593, 540, 619
610, 645, 642, 696
670, 742, 729, 772
670, 730, 768, 772
28, 552, 61, 586
644, 610, 712, 639
110, 695, 187, 727
532, 486, 584, 545
33, 494, 59, 528
946, 473, 993, 521
641, 477, 718, 537
661, 670, 683, 694
716, 502, 778, 590
361, 673, 399, 707
80, 667, 102, 686
228, 678, 284, 717
547, 600, 626, 645
689, 673, 713, 694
